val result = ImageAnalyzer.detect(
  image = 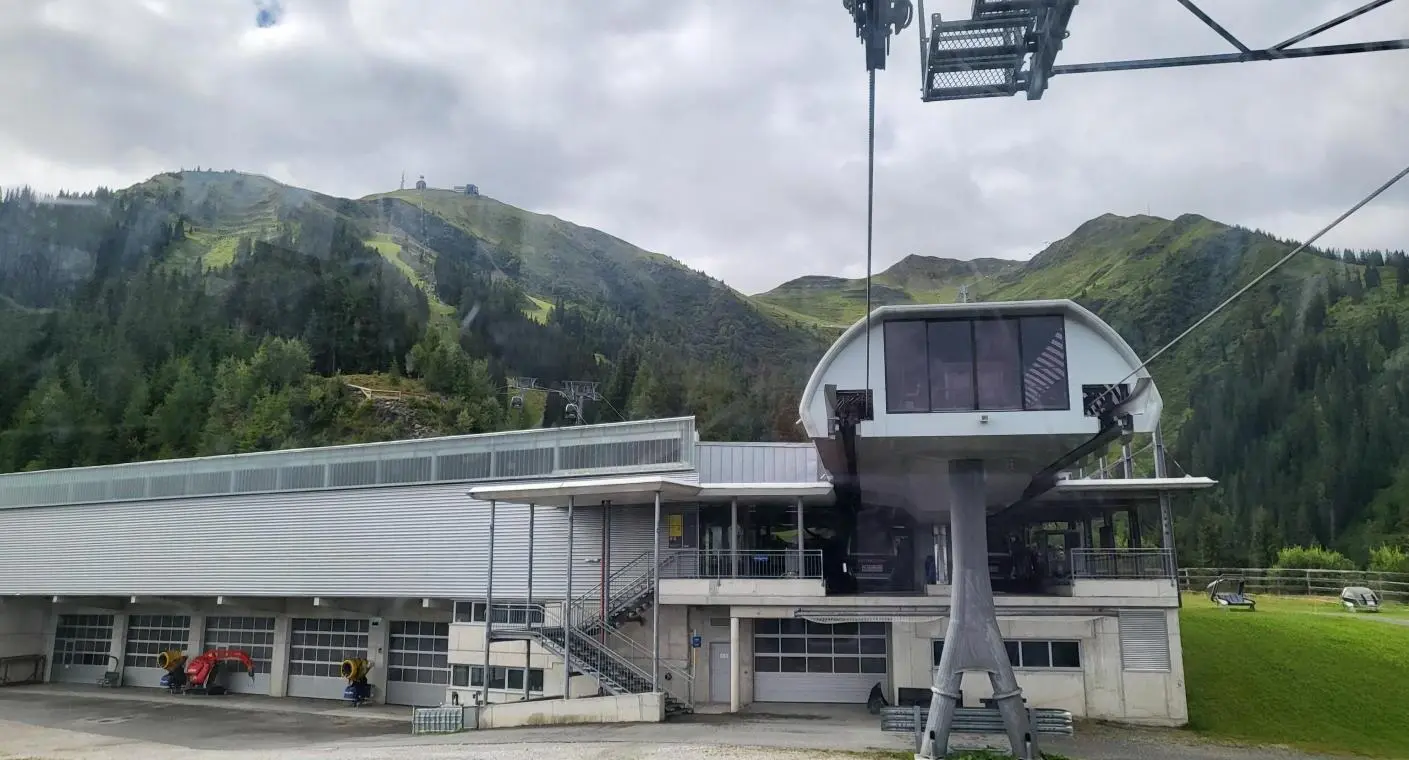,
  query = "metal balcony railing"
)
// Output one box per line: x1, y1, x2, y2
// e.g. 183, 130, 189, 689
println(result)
659, 550, 824, 580
1070, 548, 1175, 579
